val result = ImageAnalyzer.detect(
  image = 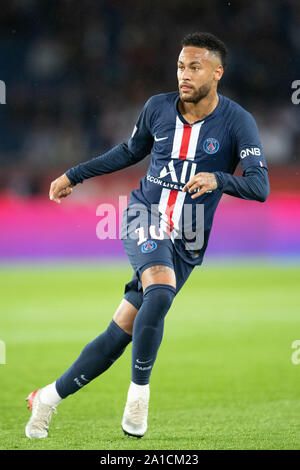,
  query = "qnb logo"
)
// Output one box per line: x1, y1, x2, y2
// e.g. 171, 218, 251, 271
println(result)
0, 340, 6, 364
291, 80, 300, 105
0, 80, 6, 104
240, 147, 261, 159
291, 340, 300, 365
